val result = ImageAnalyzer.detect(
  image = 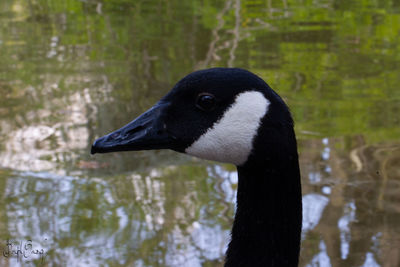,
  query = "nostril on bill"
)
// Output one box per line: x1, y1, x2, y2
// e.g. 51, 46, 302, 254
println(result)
126, 125, 144, 136
110, 132, 120, 140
